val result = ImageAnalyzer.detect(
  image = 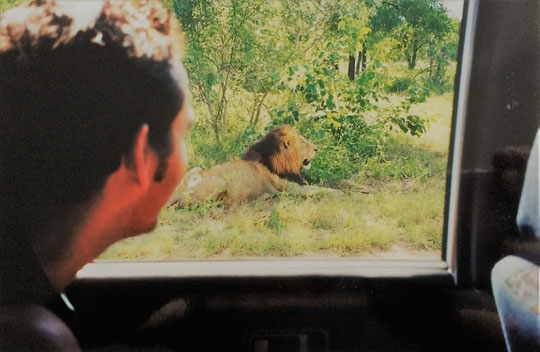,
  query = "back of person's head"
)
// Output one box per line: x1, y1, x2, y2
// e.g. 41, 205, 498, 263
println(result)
0, 0, 185, 247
